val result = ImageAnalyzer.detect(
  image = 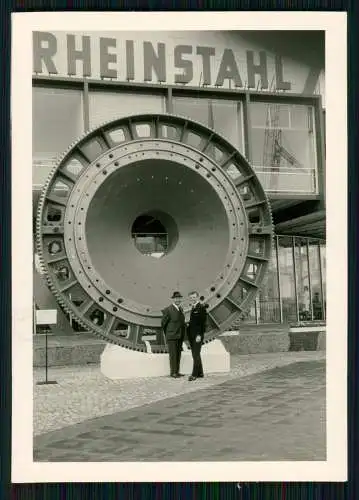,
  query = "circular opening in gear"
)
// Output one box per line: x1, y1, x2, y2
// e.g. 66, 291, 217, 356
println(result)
131, 211, 178, 259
